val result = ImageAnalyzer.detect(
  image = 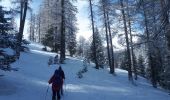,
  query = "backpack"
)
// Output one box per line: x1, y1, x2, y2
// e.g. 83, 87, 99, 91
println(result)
53, 70, 62, 85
